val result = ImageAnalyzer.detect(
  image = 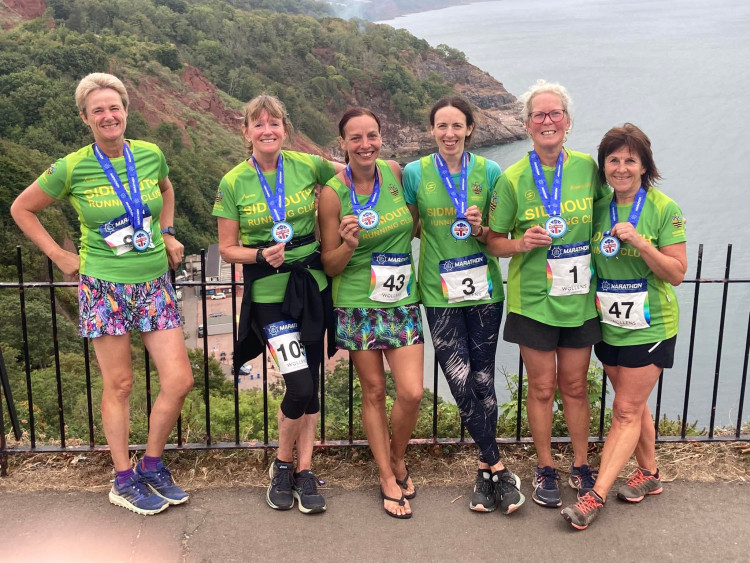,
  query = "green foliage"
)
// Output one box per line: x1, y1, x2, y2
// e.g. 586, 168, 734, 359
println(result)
436, 43, 467, 62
